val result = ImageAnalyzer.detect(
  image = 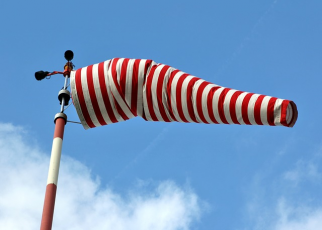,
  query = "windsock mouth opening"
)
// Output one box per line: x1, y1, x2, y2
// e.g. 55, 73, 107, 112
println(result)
286, 101, 298, 127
